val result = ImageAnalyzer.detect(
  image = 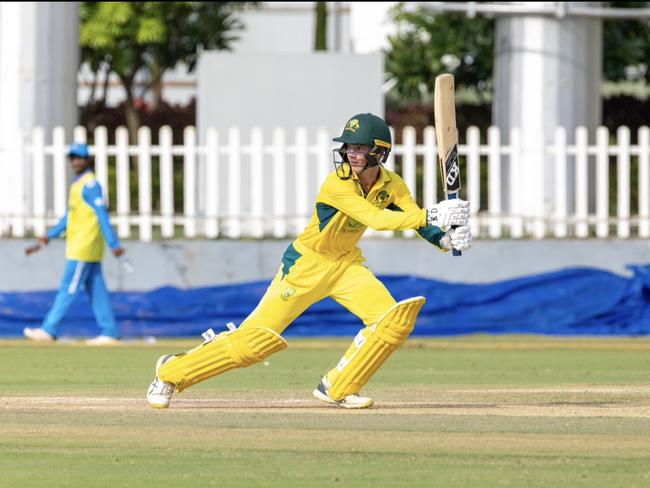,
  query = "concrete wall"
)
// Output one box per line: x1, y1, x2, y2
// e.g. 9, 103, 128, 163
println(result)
2, 239, 648, 292
197, 52, 383, 141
